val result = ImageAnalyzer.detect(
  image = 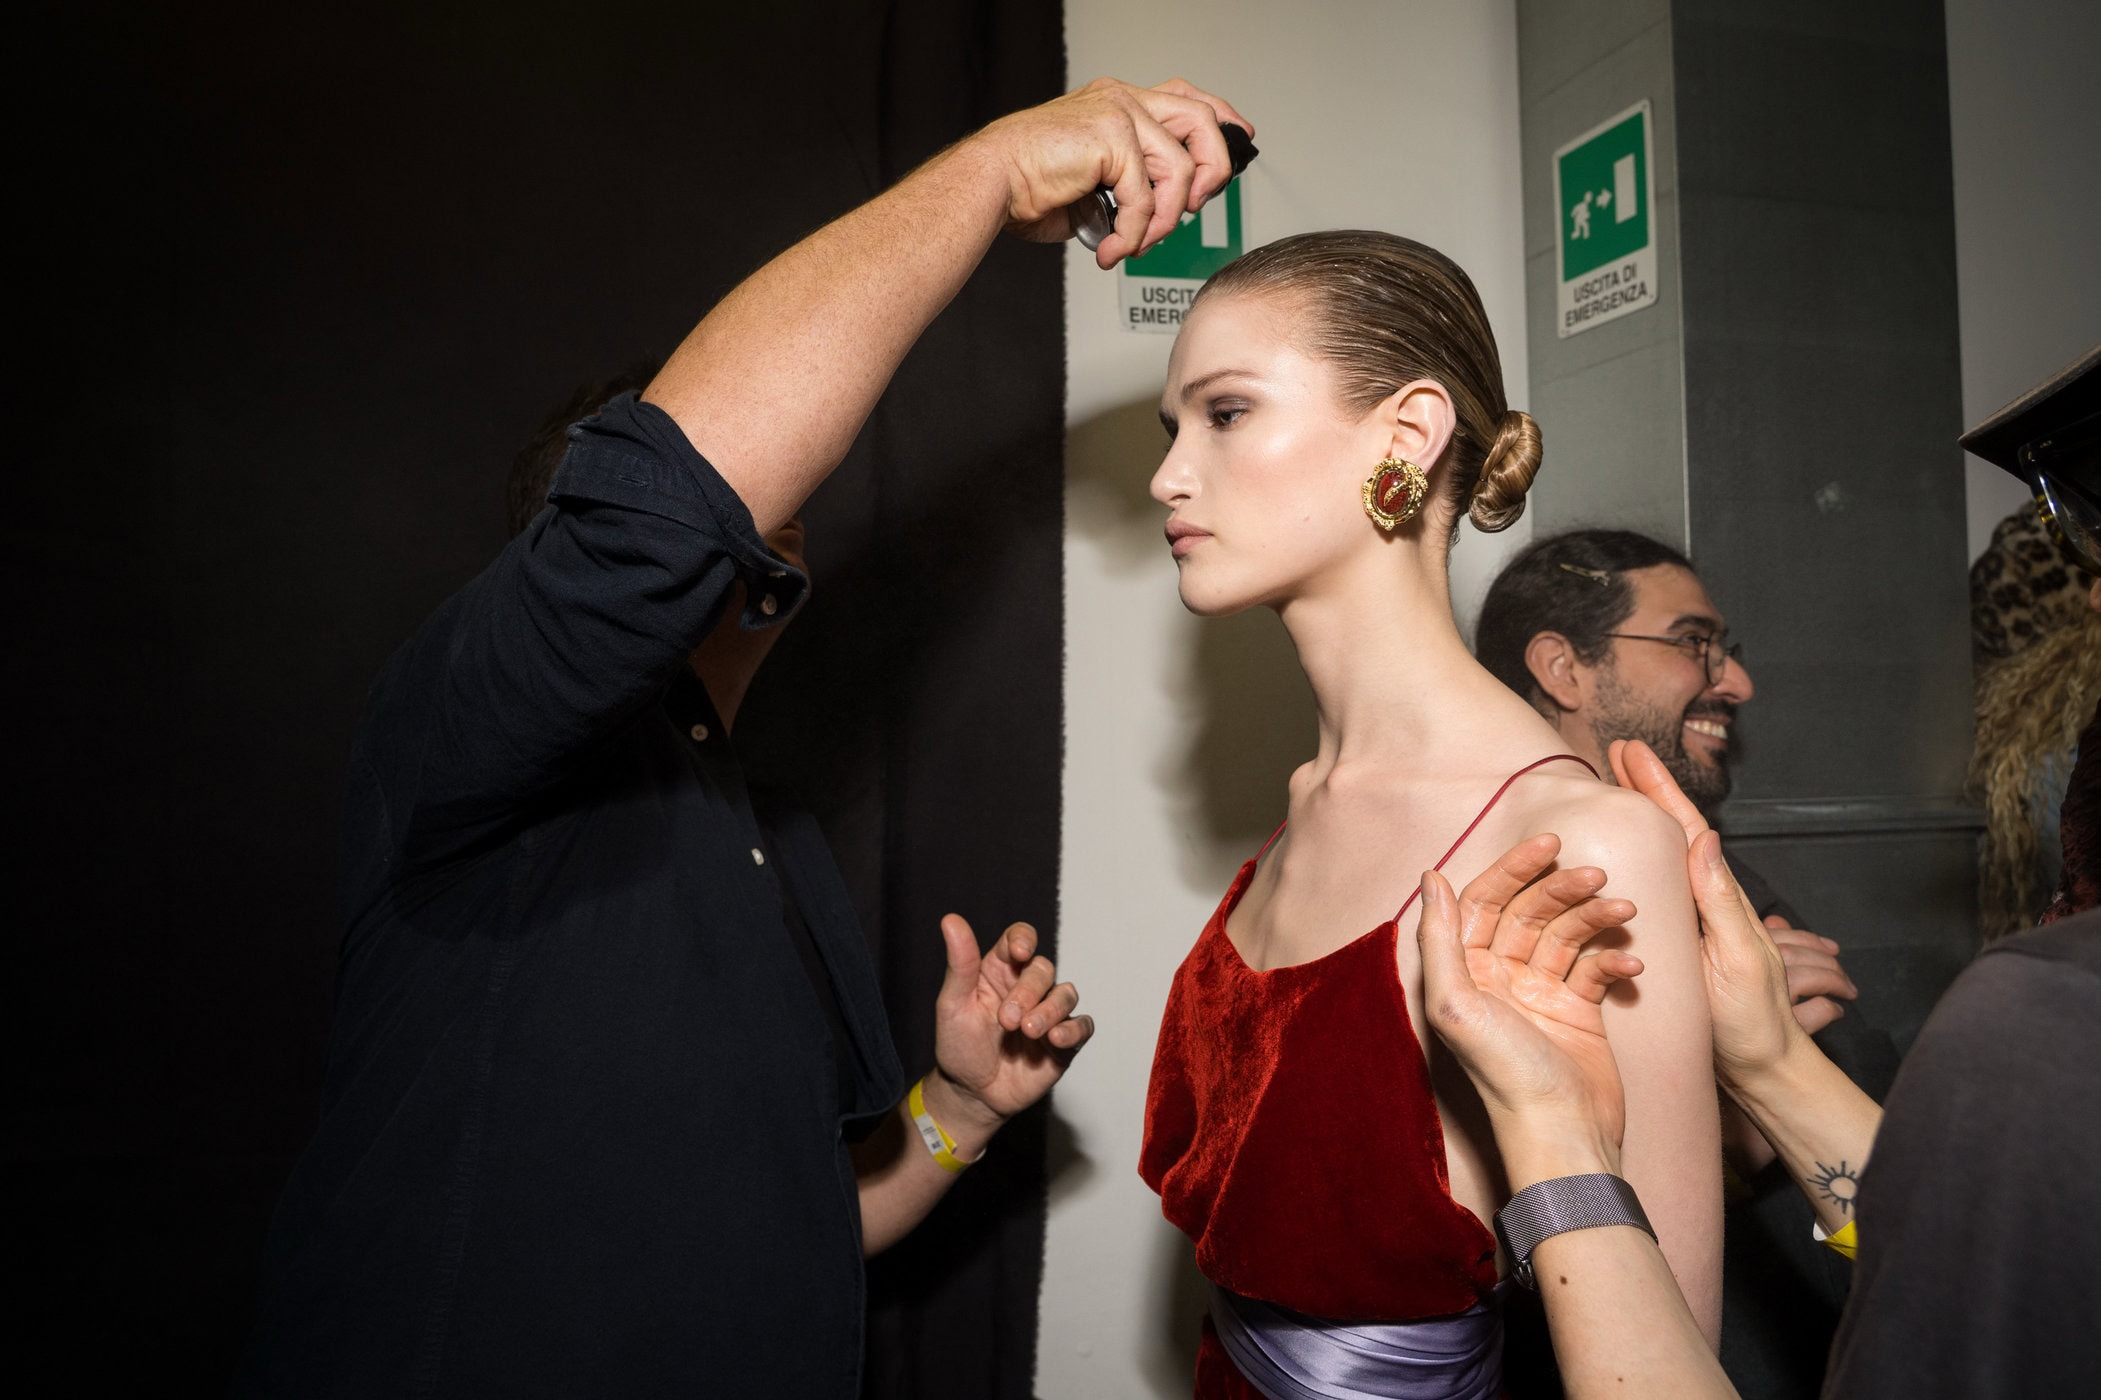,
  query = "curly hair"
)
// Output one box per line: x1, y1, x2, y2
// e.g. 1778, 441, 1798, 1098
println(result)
1970, 606, 2101, 940
1968, 502, 2101, 940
